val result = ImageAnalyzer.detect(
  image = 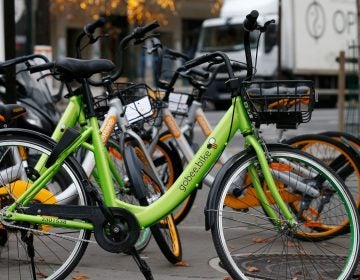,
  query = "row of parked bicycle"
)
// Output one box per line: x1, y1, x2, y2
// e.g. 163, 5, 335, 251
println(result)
0, 10, 359, 280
